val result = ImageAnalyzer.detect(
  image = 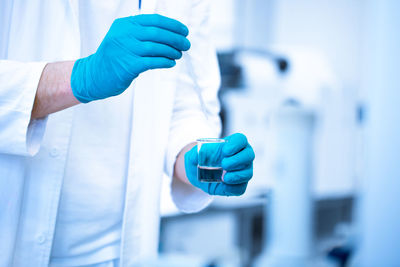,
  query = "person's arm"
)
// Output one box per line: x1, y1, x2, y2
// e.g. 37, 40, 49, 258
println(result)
0, 14, 189, 156
32, 14, 191, 119
31, 61, 79, 119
